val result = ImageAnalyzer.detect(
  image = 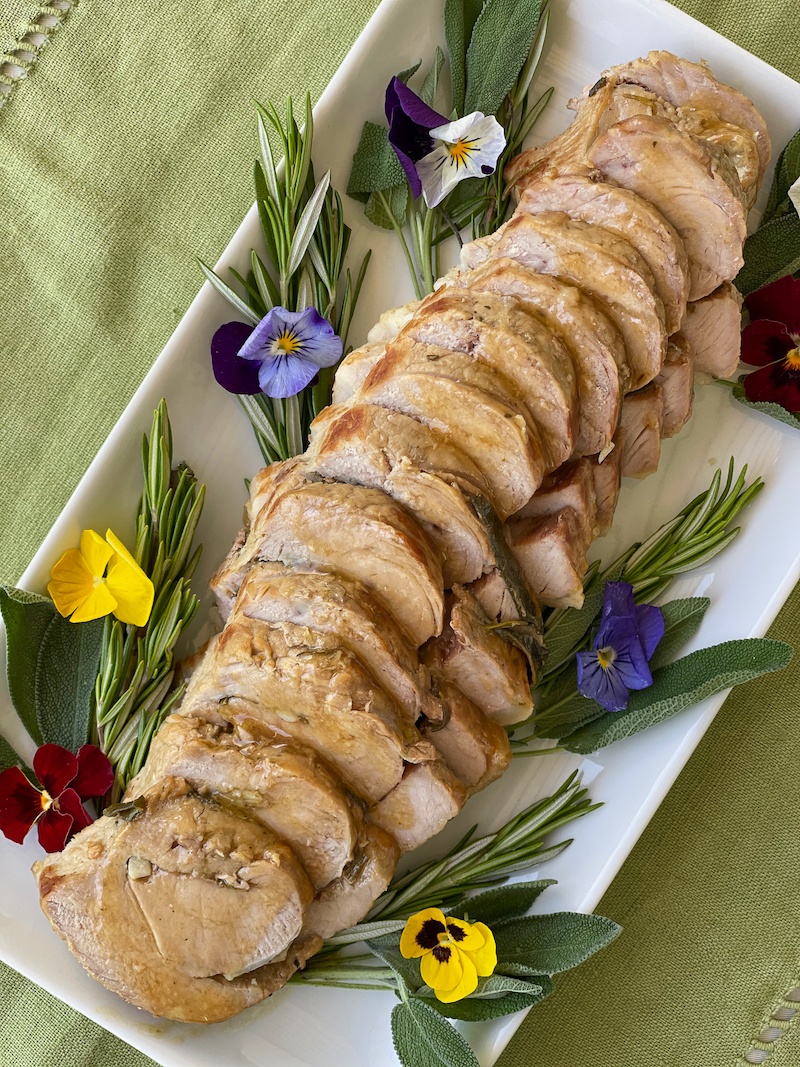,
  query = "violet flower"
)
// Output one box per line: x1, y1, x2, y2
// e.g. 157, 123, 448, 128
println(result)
385, 77, 506, 209
576, 581, 665, 713
211, 306, 342, 399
